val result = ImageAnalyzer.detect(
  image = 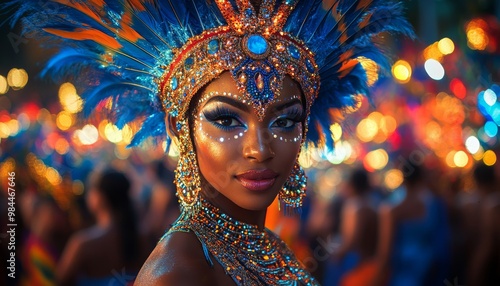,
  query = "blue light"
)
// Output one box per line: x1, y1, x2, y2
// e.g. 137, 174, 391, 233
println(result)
484, 121, 498, 138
